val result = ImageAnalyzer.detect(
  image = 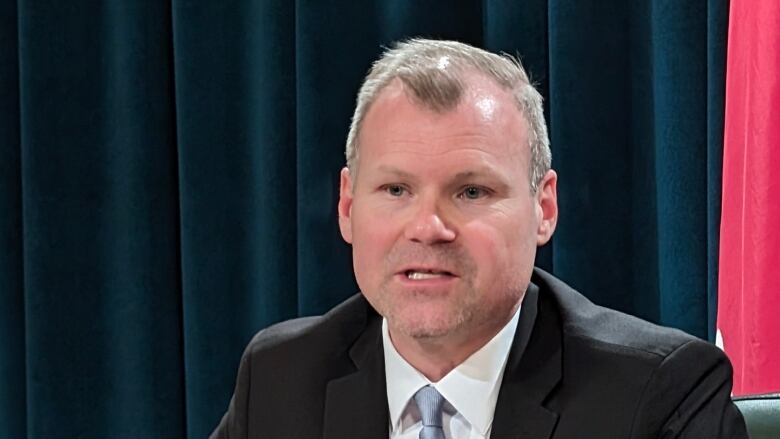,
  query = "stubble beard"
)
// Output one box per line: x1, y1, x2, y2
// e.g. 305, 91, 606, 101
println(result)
375, 242, 481, 340
381, 278, 477, 340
